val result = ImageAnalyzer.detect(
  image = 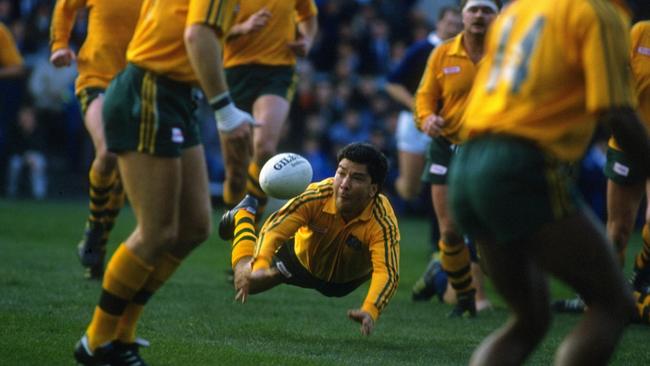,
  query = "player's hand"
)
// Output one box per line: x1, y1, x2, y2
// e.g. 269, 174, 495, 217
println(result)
288, 34, 312, 58
233, 258, 252, 303
422, 114, 445, 137
50, 48, 76, 67
214, 103, 254, 133
241, 8, 271, 34
347, 309, 374, 336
